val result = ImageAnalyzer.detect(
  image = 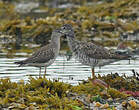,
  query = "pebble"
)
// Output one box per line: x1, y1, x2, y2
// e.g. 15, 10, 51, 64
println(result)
100, 103, 109, 109
95, 102, 102, 107
128, 100, 137, 108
